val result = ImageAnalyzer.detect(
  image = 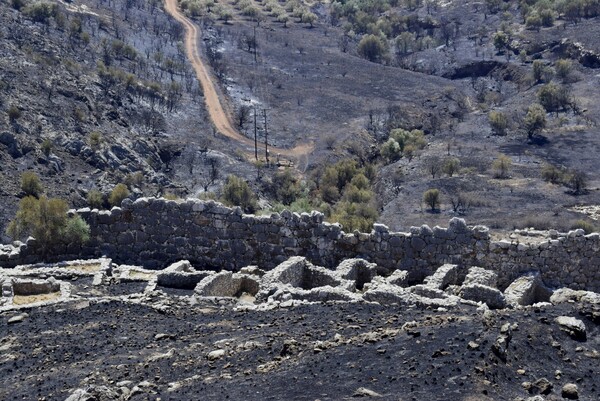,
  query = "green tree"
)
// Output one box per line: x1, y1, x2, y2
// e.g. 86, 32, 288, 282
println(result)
538, 83, 569, 112
532, 60, 545, 83
221, 175, 257, 212
109, 183, 130, 207
301, 11, 317, 27
555, 59, 572, 82
442, 157, 461, 177
6, 196, 90, 255
357, 34, 388, 63
21, 171, 43, 197
488, 111, 508, 135
524, 103, 547, 138
423, 189, 440, 212
380, 138, 401, 163
526, 13, 542, 30
390, 129, 427, 152
493, 31, 509, 52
